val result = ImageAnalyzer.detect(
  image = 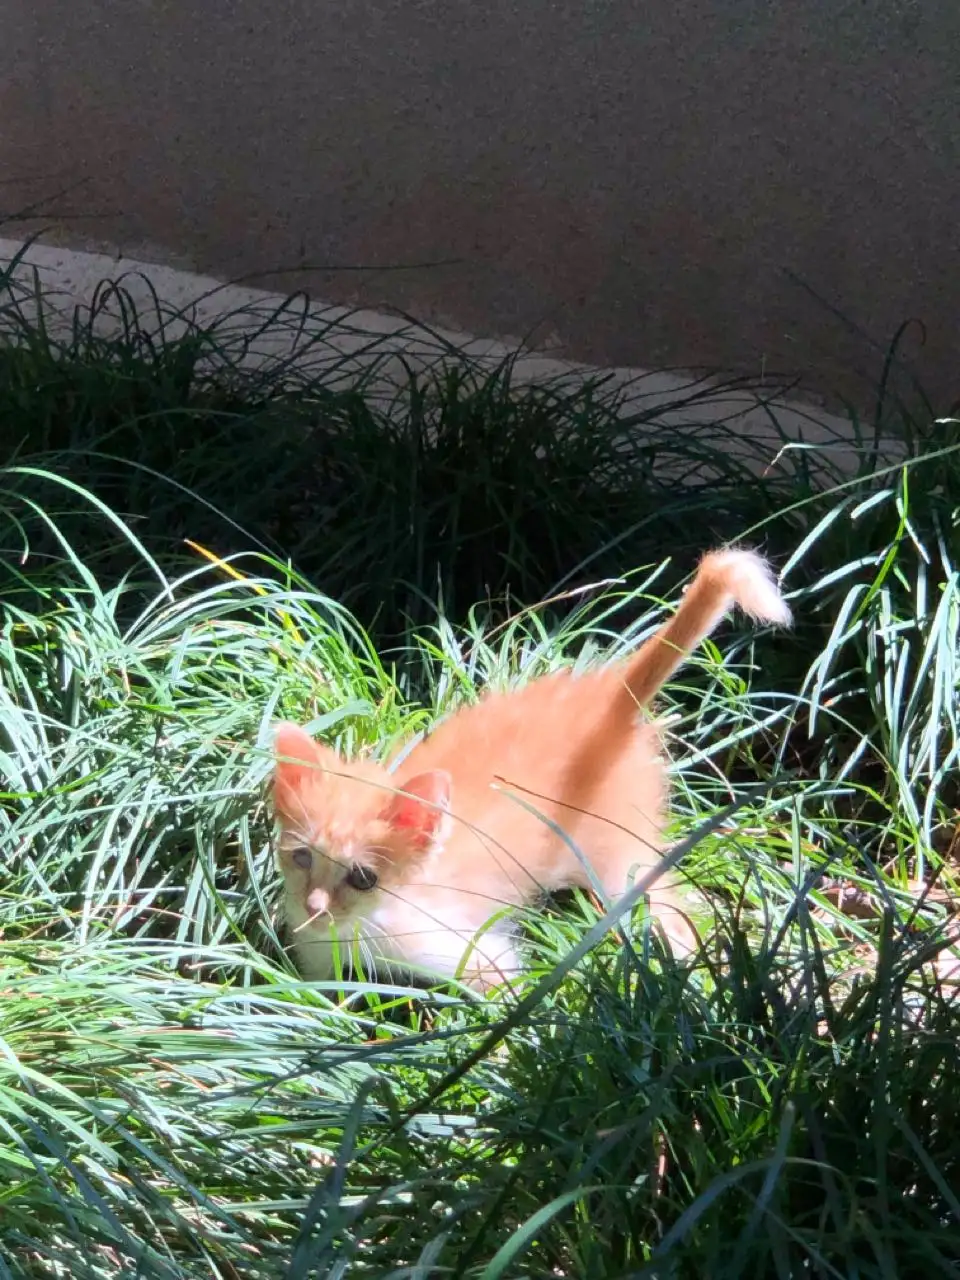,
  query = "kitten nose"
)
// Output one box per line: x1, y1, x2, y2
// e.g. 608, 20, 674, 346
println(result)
306, 887, 330, 916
